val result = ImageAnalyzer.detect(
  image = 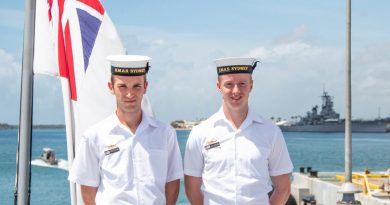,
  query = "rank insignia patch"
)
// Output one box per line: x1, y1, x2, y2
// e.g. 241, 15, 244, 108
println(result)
204, 139, 220, 150
104, 145, 120, 155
